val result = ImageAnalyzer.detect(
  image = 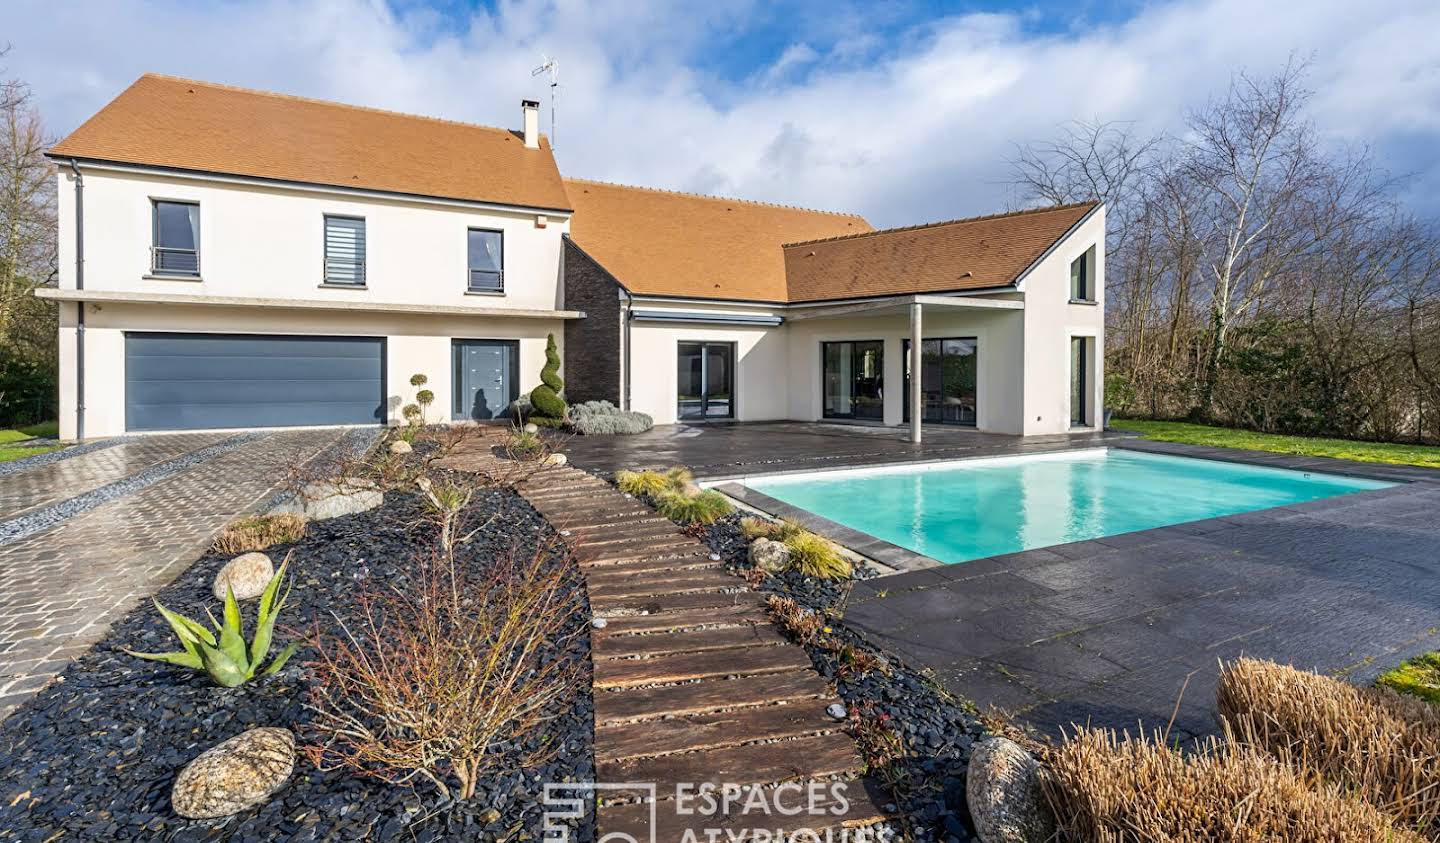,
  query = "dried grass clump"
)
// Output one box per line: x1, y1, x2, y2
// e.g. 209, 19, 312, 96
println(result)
1042, 726, 1424, 843
212, 514, 307, 555
783, 531, 852, 579
1217, 657, 1440, 837
654, 489, 732, 525
739, 516, 804, 542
